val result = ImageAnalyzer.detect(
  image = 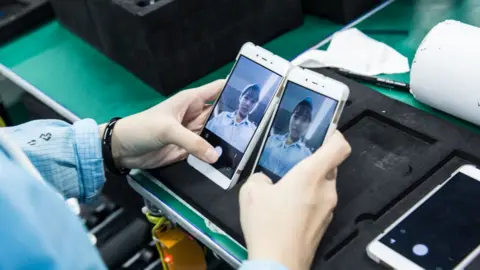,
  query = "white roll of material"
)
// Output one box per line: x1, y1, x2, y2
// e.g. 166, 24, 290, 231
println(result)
410, 20, 480, 126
